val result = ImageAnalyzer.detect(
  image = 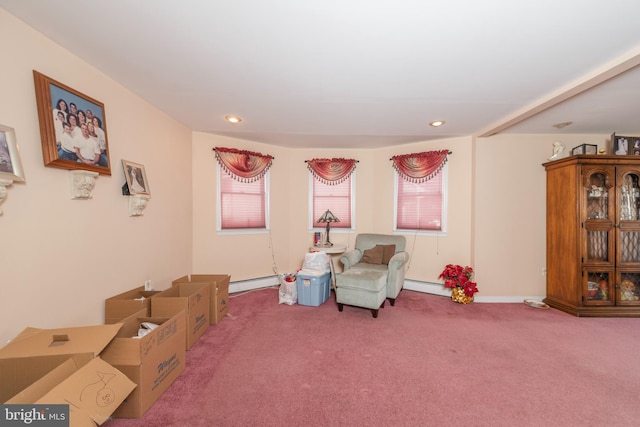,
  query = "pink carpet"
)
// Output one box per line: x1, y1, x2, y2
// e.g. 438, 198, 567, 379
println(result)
103, 288, 640, 426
